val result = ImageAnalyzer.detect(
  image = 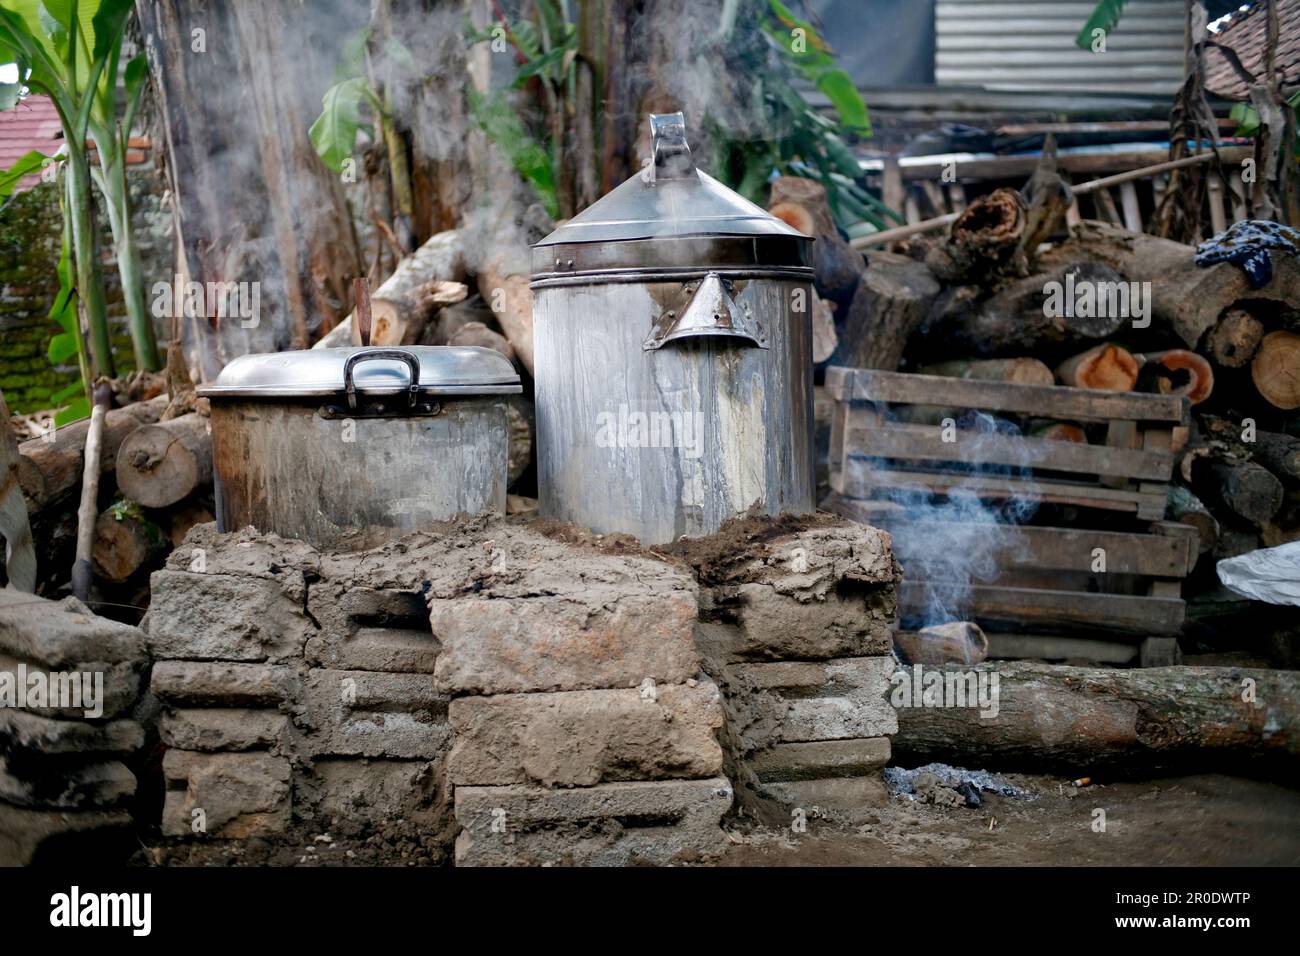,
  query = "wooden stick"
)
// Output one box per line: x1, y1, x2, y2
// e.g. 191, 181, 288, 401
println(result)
851, 152, 1224, 249
0, 390, 36, 592
71, 391, 110, 601
353, 276, 372, 347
